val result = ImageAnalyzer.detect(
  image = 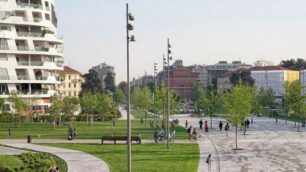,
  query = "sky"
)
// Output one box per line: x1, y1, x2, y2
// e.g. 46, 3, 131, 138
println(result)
55, 0, 306, 83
